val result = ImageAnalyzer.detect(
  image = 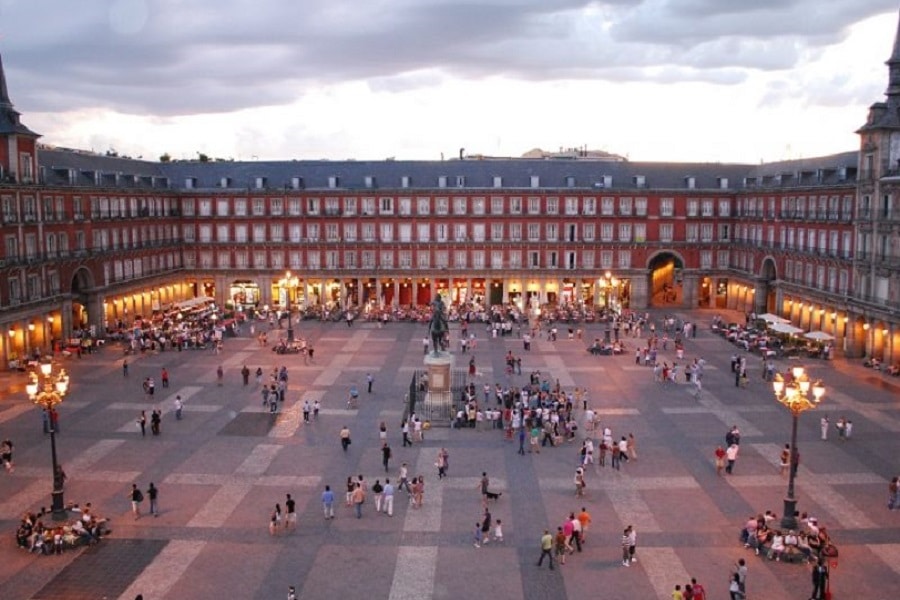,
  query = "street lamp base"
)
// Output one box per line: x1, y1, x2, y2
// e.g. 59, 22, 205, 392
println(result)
50, 489, 68, 521
780, 496, 799, 530
287, 328, 294, 342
